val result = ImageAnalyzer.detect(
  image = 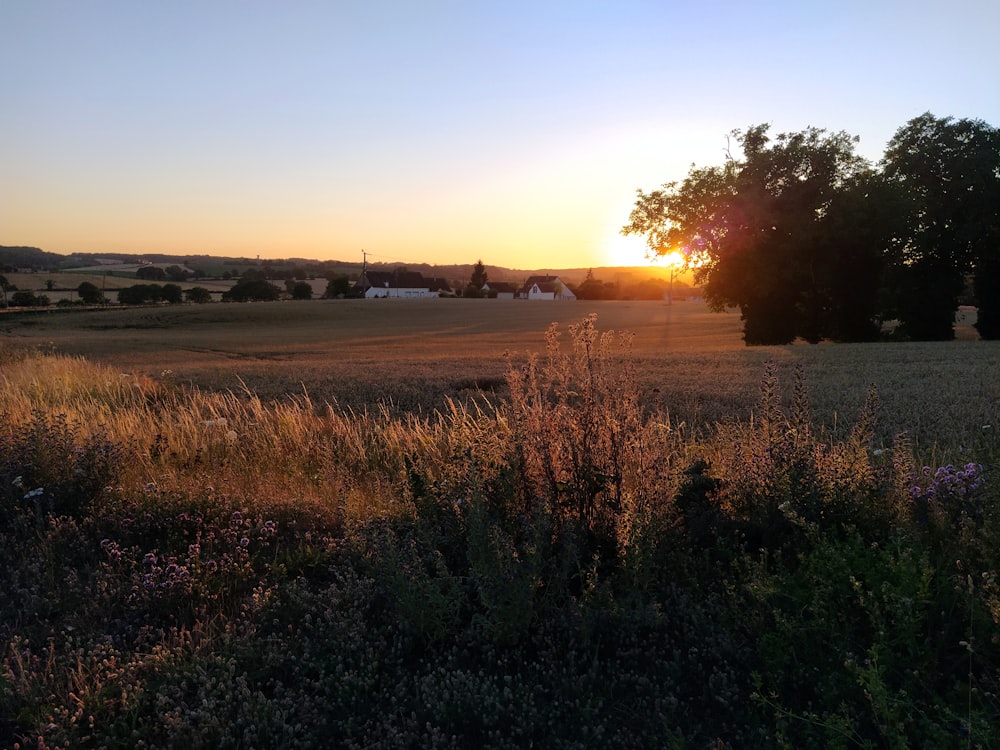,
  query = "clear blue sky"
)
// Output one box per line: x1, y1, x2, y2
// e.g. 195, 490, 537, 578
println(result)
2, 0, 998, 269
